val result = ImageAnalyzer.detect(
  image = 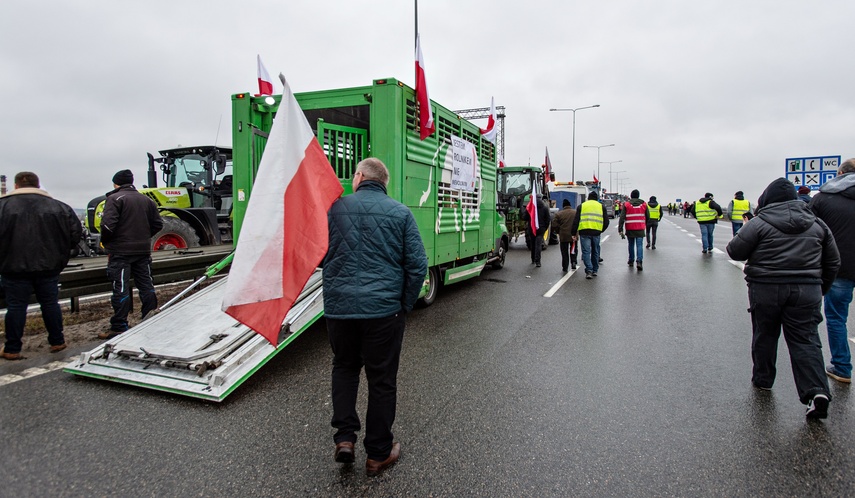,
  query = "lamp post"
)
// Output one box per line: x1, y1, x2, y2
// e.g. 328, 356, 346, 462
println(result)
601, 161, 623, 193
549, 105, 600, 183
618, 177, 630, 198
582, 143, 615, 187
